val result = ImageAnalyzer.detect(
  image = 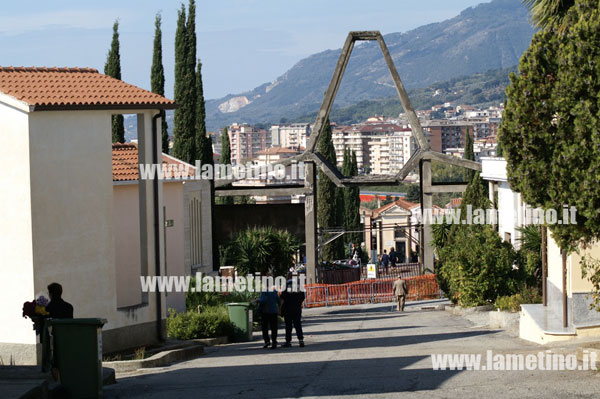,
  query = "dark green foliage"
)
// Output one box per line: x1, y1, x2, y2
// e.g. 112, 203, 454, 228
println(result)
436, 172, 521, 306
151, 14, 170, 153
500, 0, 600, 250
342, 149, 361, 247
216, 127, 234, 205
172, 5, 196, 164
439, 223, 519, 306
494, 287, 542, 312
195, 61, 213, 167
463, 126, 475, 180
226, 227, 299, 277
104, 20, 124, 143
317, 121, 344, 260
405, 185, 420, 203
523, 0, 575, 31
167, 306, 234, 340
